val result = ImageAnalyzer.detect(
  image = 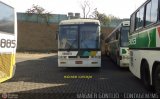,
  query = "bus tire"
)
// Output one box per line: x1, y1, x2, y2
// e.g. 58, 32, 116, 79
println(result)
141, 61, 152, 90
153, 64, 160, 93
